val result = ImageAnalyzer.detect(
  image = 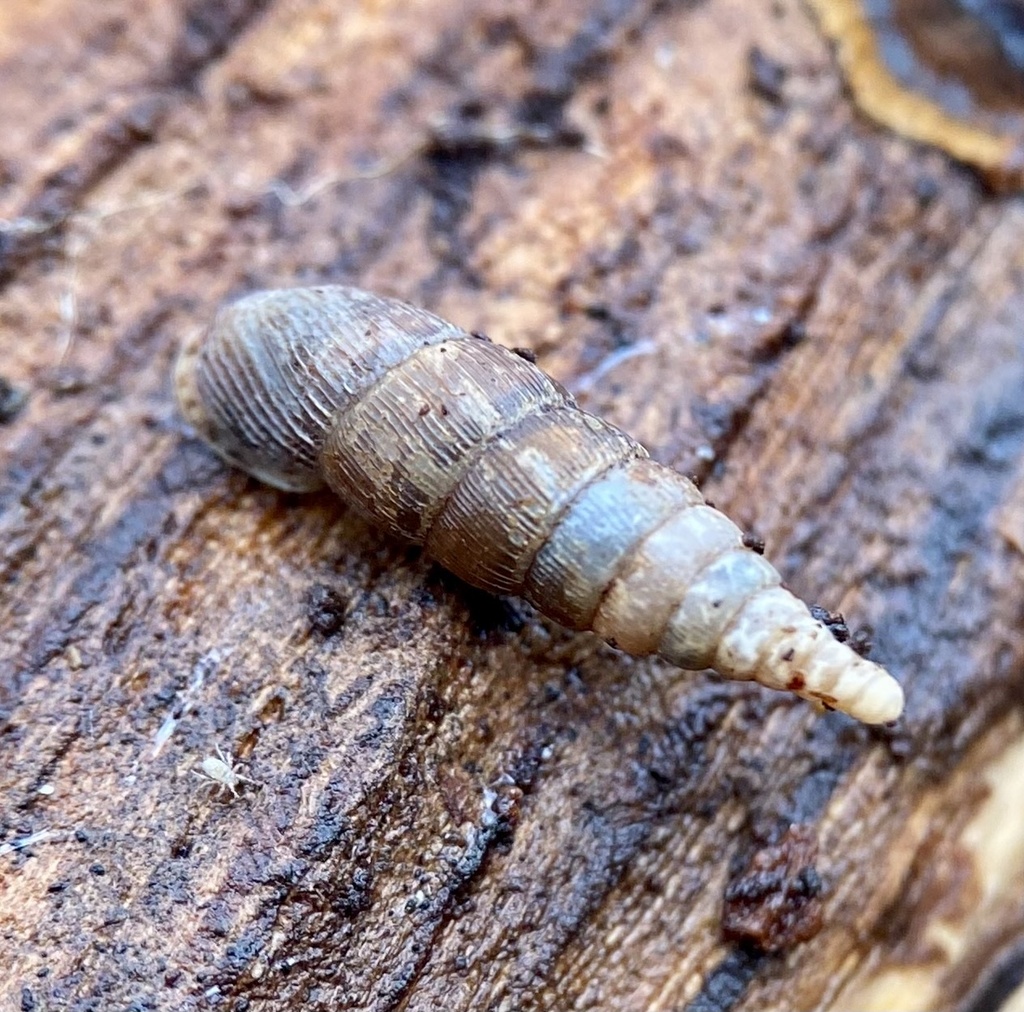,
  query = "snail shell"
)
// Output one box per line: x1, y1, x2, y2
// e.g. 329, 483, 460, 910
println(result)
175, 286, 904, 724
